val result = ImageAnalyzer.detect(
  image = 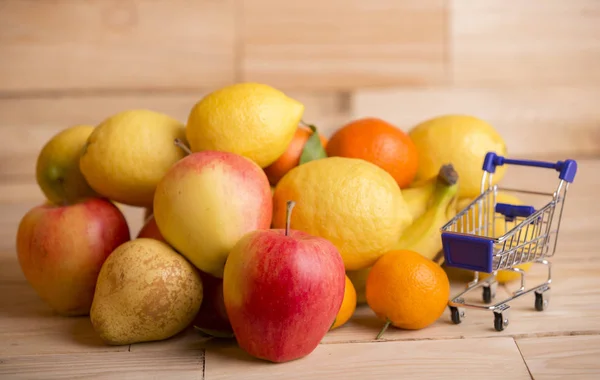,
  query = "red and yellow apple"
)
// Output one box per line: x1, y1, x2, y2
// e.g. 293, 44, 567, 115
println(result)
223, 208, 346, 363
193, 271, 234, 338
16, 197, 130, 316
153, 150, 272, 278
